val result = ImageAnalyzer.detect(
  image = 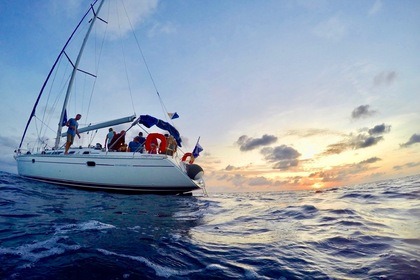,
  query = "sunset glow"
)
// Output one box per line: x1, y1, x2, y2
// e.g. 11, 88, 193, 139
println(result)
0, 0, 419, 192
